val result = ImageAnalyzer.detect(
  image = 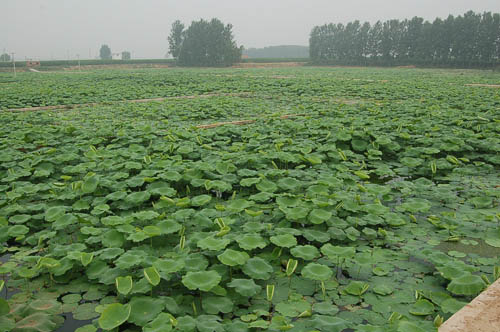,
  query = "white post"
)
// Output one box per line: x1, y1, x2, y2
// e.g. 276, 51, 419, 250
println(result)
77, 54, 81, 71
11, 53, 16, 78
